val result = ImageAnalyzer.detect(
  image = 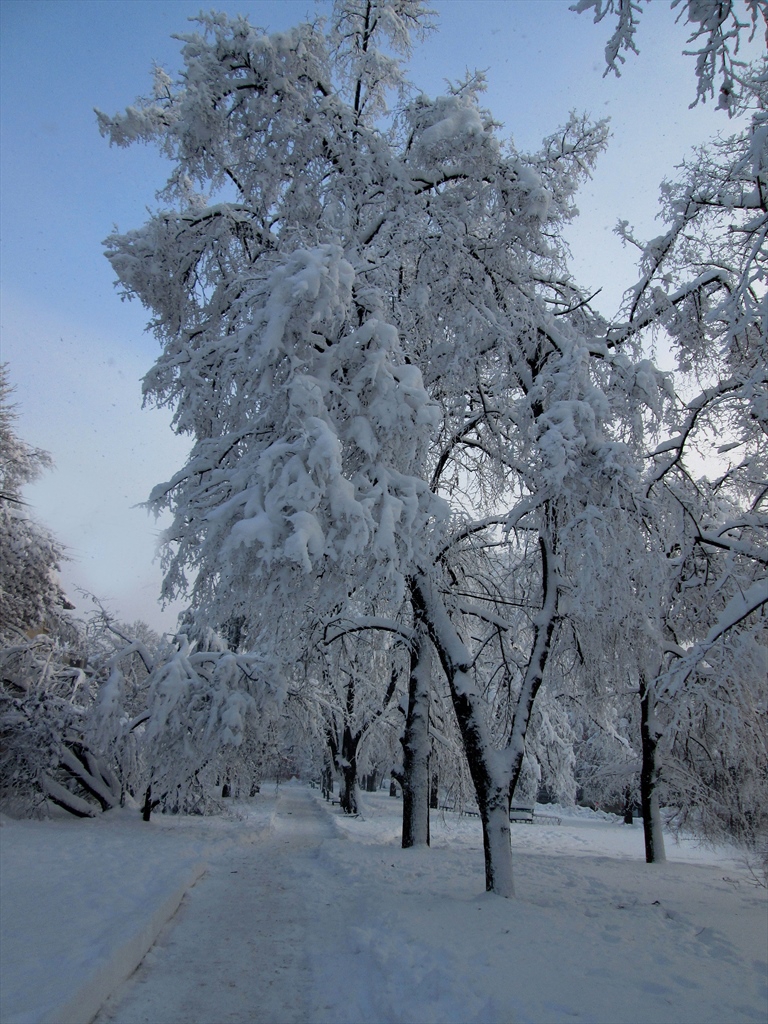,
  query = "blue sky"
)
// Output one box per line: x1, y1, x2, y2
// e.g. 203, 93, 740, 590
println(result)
1, 0, 759, 630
